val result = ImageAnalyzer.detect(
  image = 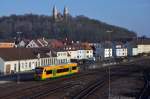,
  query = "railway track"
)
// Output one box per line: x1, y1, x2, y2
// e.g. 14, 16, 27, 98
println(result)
0, 70, 103, 99
71, 75, 107, 99
138, 71, 150, 99
26, 82, 81, 99
69, 62, 146, 99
